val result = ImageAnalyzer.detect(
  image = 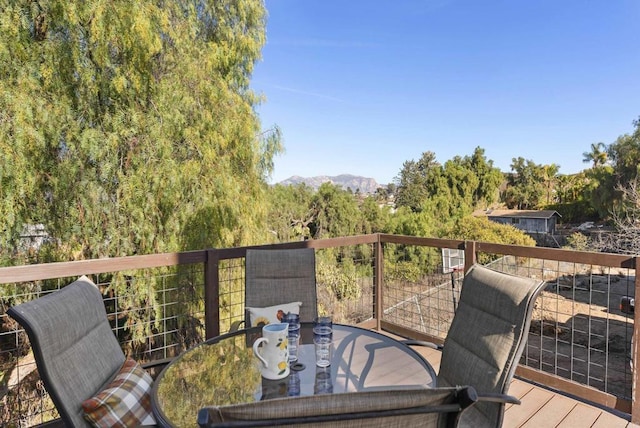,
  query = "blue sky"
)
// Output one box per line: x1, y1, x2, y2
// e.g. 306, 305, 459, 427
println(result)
251, 0, 640, 185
